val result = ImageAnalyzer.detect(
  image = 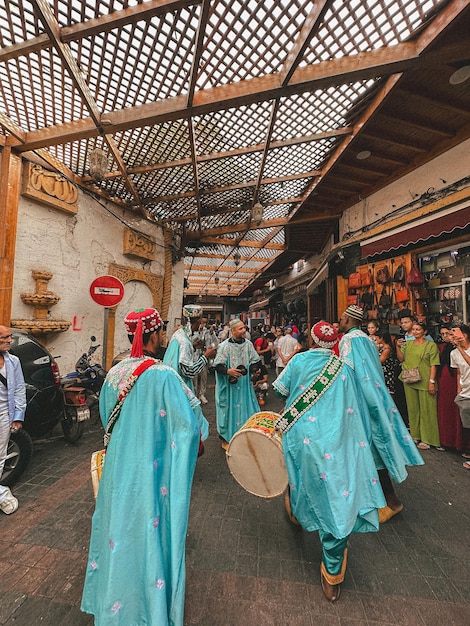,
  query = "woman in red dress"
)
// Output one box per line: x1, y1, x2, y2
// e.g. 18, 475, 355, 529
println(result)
437, 326, 470, 451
